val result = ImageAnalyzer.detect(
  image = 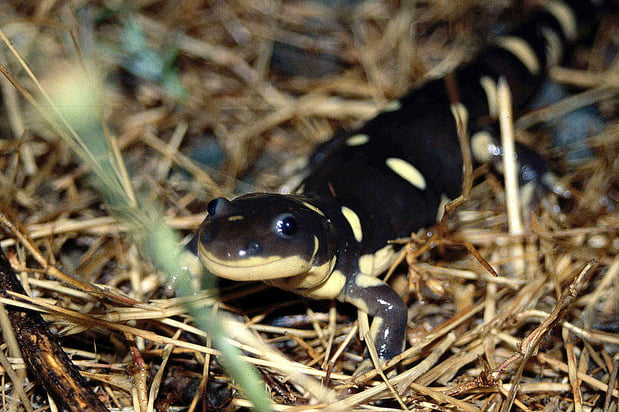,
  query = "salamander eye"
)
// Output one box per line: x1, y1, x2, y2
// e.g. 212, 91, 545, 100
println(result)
207, 198, 231, 217
275, 214, 297, 237
207, 200, 218, 215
